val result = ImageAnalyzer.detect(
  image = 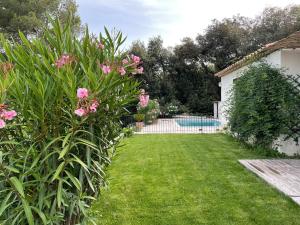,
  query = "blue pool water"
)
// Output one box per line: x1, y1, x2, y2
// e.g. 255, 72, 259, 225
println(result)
176, 119, 221, 127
